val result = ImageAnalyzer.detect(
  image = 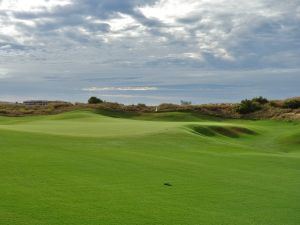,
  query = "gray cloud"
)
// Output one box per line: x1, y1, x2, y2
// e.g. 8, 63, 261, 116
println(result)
0, 0, 299, 103
1, 0, 299, 67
